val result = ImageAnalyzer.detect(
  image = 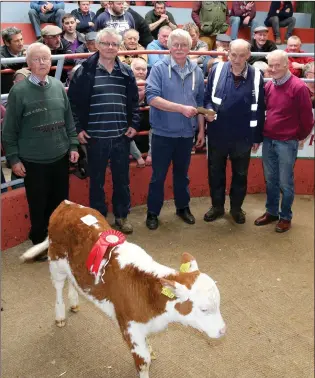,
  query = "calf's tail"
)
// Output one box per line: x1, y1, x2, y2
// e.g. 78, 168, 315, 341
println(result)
20, 237, 49, 262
